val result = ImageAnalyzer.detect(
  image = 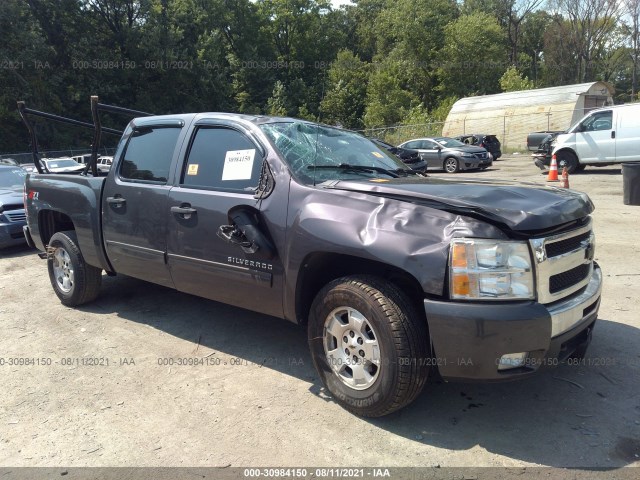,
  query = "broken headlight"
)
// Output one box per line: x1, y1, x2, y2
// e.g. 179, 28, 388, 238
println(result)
449, 239, 534, 300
